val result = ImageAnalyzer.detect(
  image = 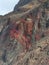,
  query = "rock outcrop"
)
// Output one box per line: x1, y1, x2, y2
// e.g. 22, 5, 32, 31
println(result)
14, 0, 32, 12
0, 0, 49, 65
